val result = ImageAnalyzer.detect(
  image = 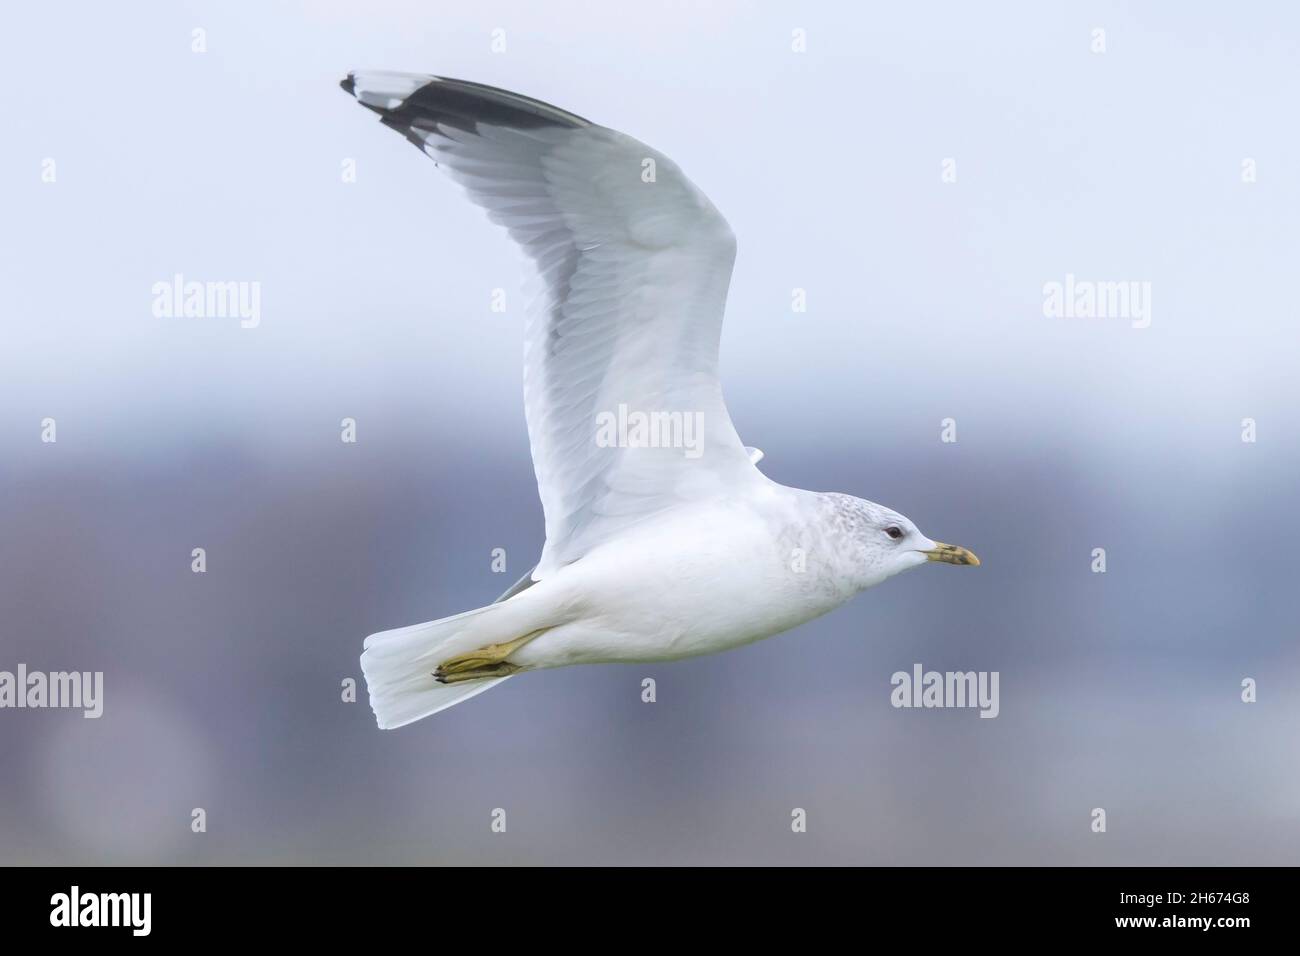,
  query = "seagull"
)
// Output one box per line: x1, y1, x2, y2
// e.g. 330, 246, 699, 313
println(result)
342, 72, 980, 729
